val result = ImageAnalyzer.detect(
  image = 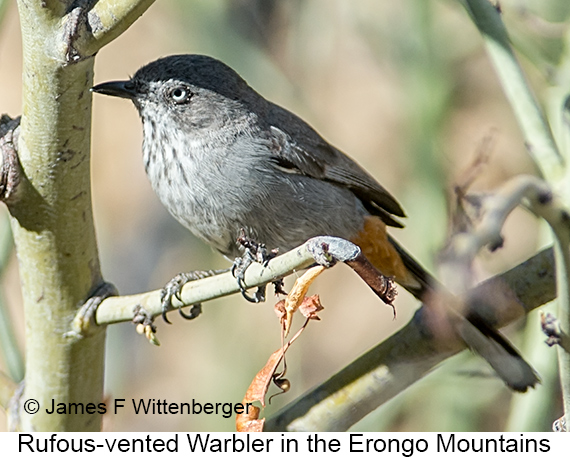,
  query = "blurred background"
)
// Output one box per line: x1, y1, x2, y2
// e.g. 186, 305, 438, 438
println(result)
0, 0, 569, 431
